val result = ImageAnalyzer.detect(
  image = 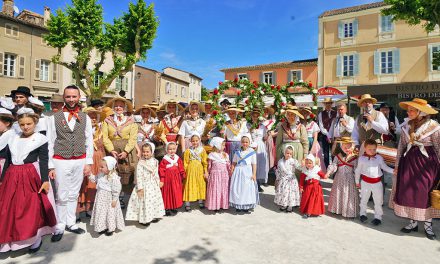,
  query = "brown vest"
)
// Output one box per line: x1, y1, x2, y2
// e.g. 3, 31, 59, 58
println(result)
321, 109, 337, 131
356, 109, 383, 145
54, 111, 87, 158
